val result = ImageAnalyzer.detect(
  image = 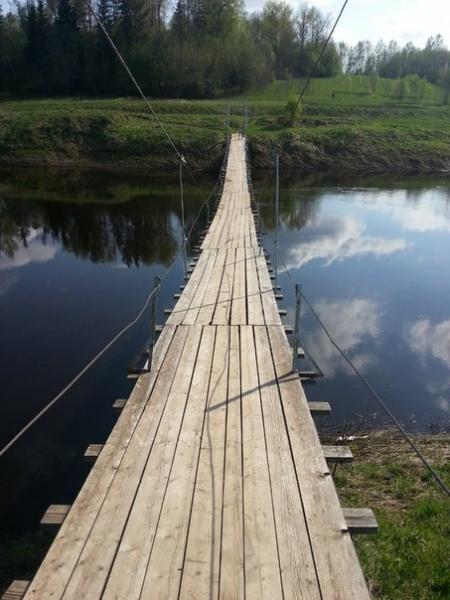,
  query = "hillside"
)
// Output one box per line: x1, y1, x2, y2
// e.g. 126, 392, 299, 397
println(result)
1, 76, 450, 174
